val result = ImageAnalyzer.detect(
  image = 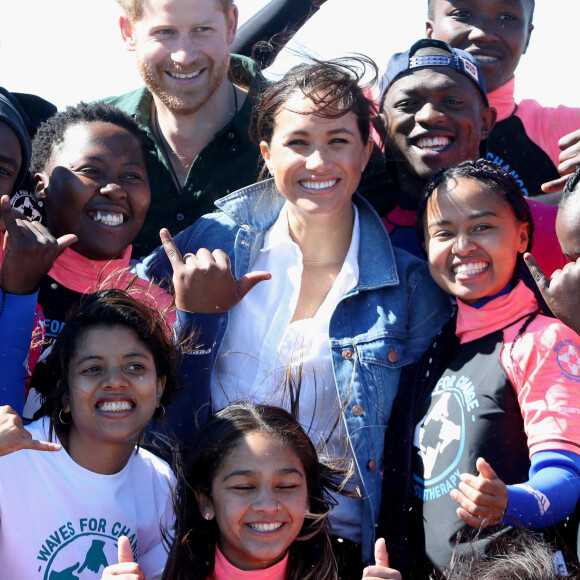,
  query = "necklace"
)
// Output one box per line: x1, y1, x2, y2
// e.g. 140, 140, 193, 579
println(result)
151, 82, 239, 194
